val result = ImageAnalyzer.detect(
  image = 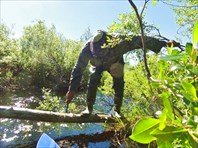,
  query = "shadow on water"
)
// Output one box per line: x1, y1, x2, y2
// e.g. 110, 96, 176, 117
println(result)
0, 90, 130, 148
